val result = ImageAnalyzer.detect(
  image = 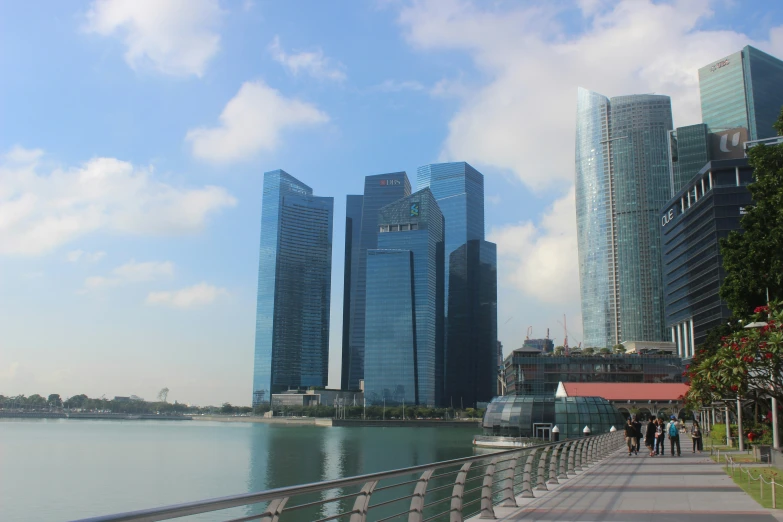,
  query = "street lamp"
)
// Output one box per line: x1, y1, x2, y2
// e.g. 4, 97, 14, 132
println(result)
583, 426, 591, 437
552, 425, 560, 442
745, 319, 778, 450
